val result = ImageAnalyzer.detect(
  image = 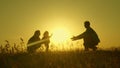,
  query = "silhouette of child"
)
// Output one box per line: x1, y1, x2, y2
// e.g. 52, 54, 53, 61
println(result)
42, 31, 52, 52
